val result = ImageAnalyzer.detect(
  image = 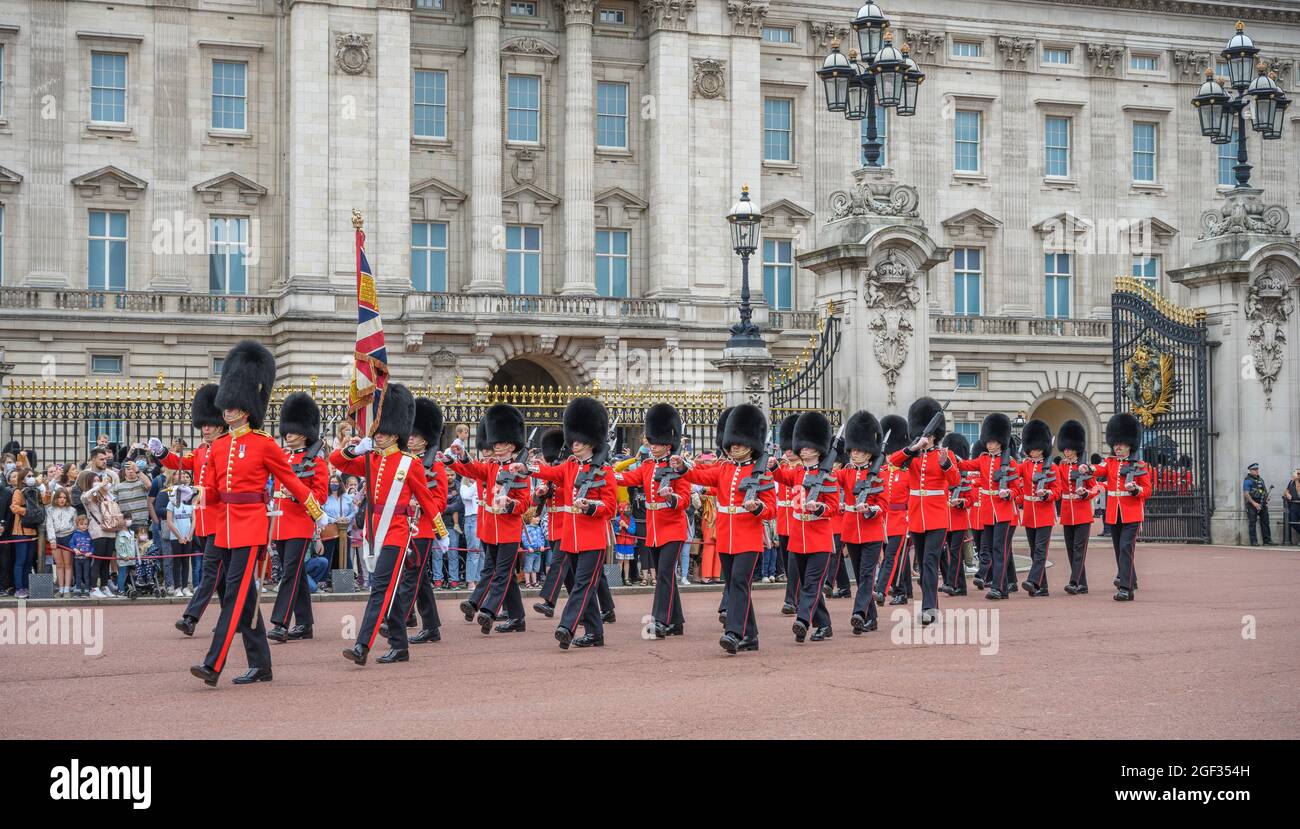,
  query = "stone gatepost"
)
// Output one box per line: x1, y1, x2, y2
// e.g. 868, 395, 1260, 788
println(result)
796, 168, 950, 414
1169, 188, 1300, 545
713, 346, 778, 412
